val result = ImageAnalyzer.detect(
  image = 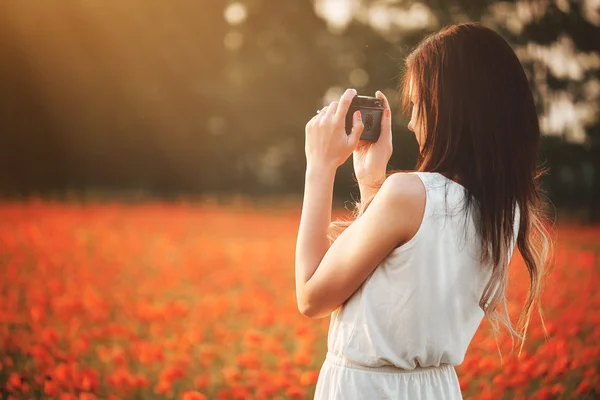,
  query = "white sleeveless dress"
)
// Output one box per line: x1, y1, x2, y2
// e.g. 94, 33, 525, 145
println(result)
313, 171, 520, 400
